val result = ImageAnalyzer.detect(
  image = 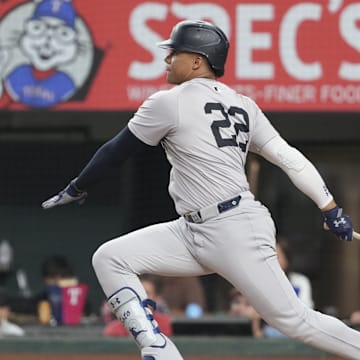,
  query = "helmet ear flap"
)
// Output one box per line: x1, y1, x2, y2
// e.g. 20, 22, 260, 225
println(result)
158, 20, 229, 77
